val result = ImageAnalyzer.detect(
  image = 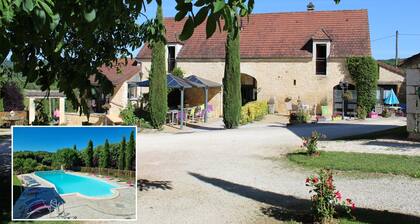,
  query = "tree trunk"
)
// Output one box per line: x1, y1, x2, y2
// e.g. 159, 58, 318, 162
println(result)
149, 2, 168, 128
223, 27, 242, 129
